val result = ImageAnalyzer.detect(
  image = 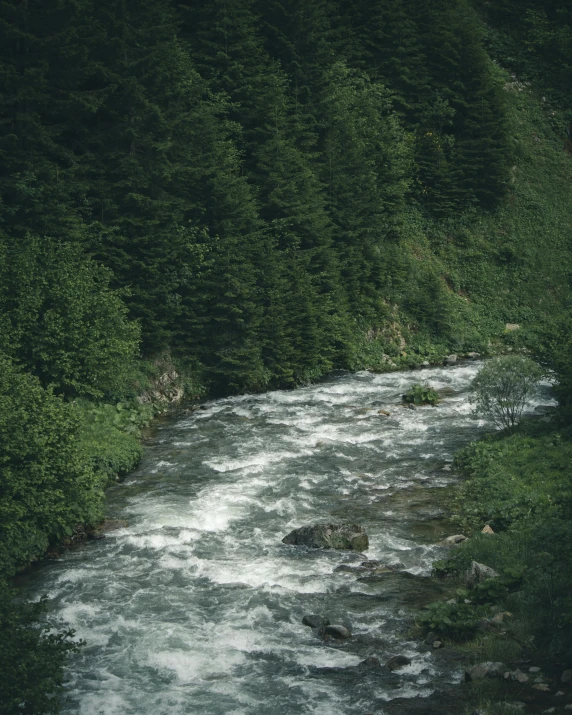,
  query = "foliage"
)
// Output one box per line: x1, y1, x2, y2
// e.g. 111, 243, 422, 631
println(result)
453, 430, 572, 532
418, 600, 484, 638
0, 0, 572, 707
0, 356, 103, 576
444, 426, 572, 656
470, 356, 544, 430
403, 383, 440, 406
530, 309, 572, 418
0, 580, 81, 715
0, 238, 140, 399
